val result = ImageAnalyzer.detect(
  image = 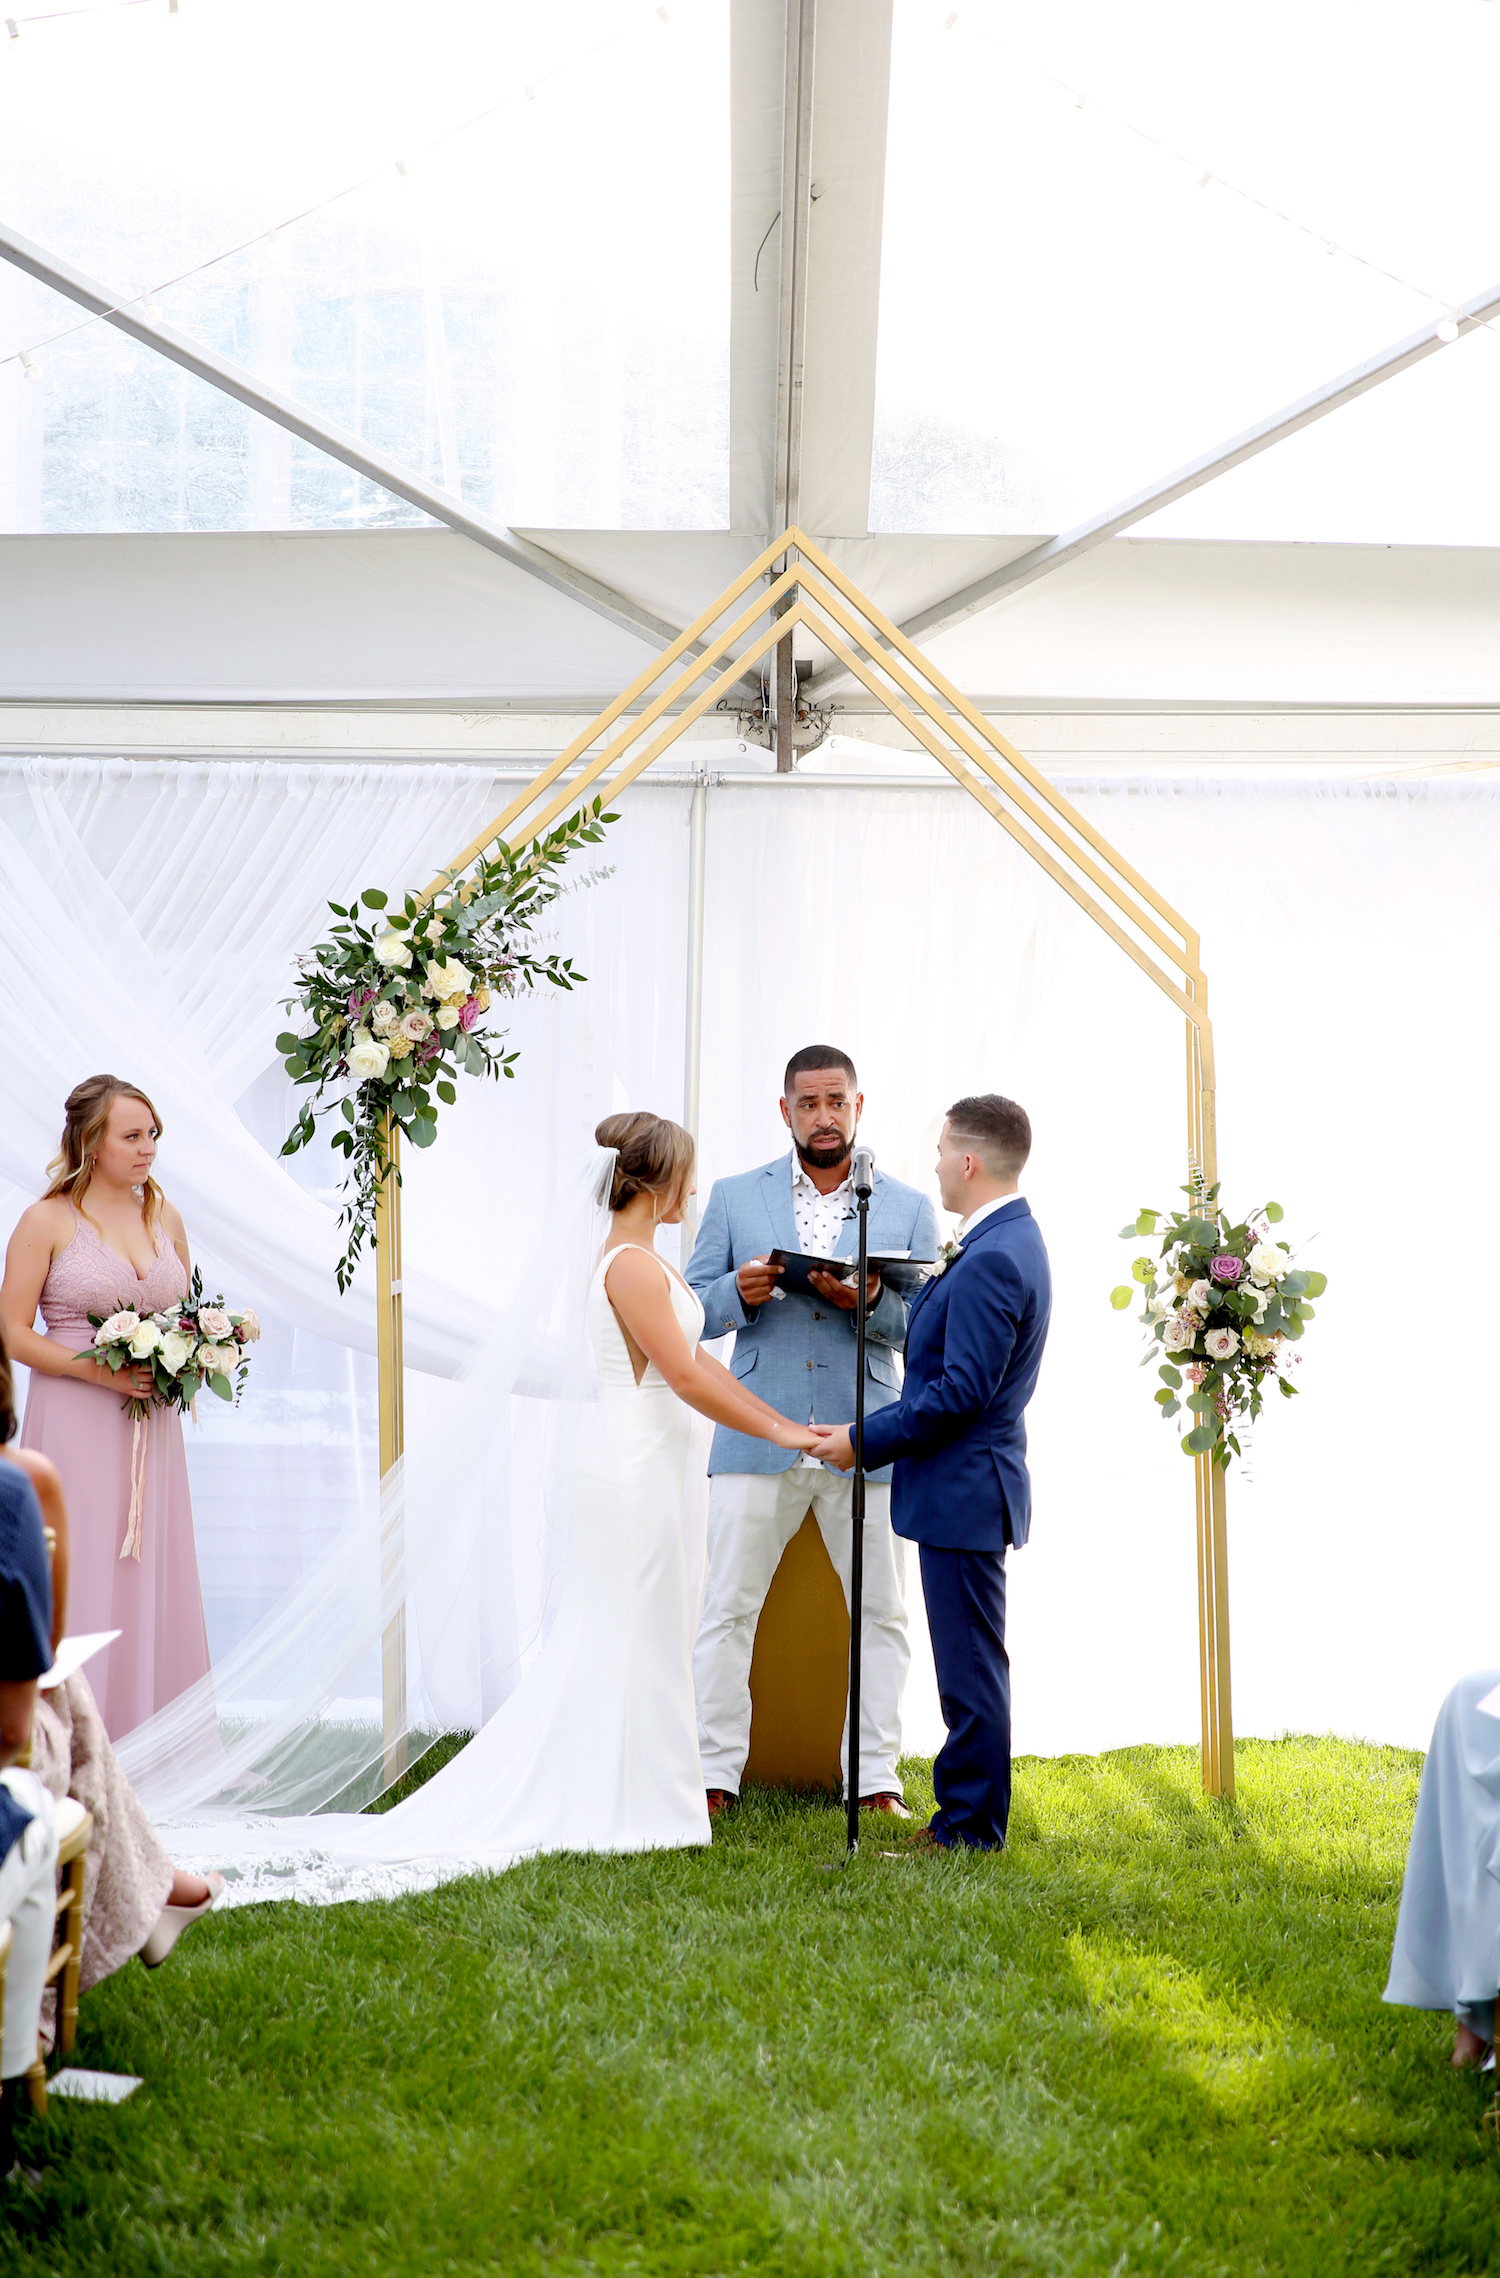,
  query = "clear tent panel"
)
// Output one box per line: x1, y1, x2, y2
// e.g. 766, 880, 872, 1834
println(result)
0, 0, 730, 533
871, 0, 1500, 544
